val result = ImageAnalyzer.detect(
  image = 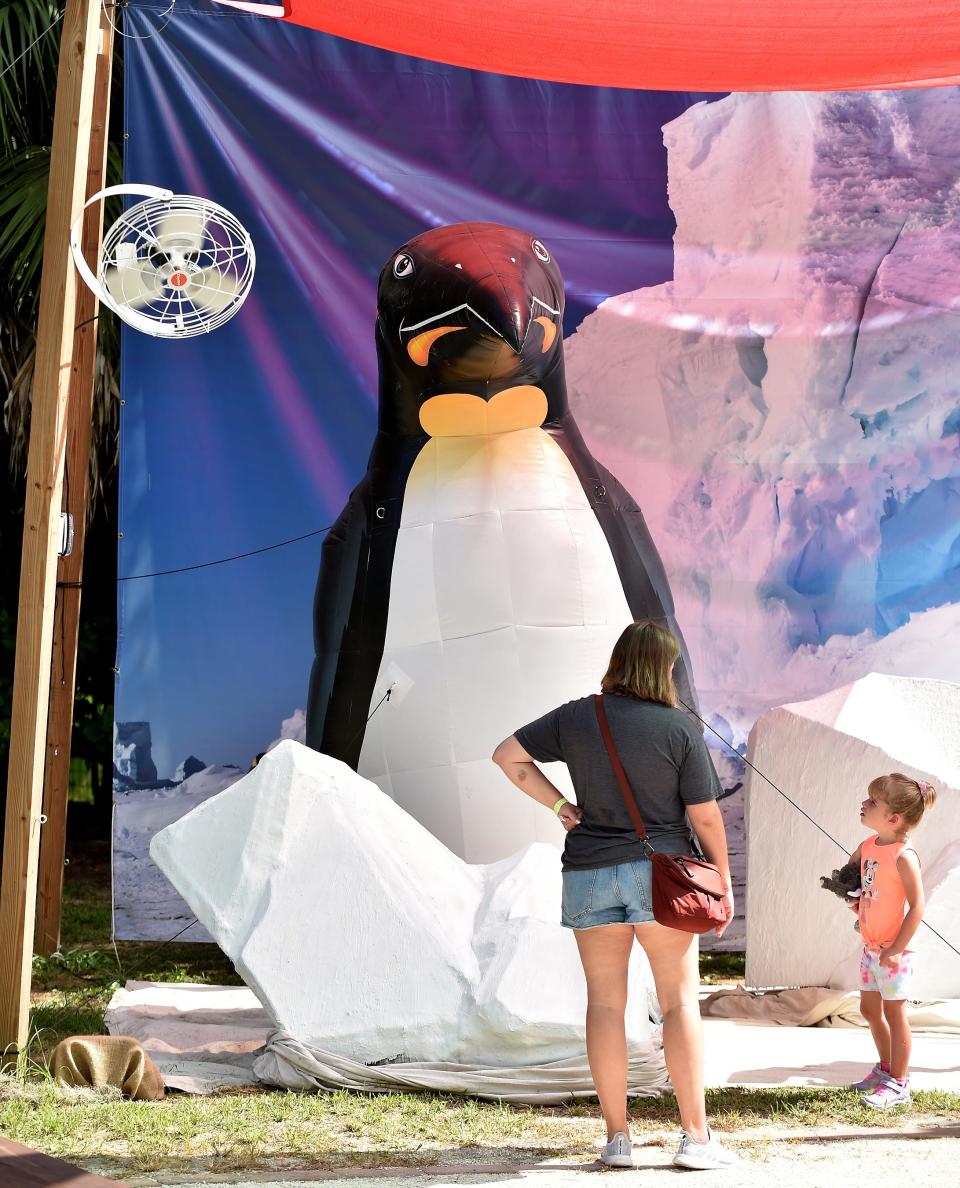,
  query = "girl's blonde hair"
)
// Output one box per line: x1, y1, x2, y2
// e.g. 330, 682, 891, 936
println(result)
601, 621, 680, 707
869, 772, 937, 830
